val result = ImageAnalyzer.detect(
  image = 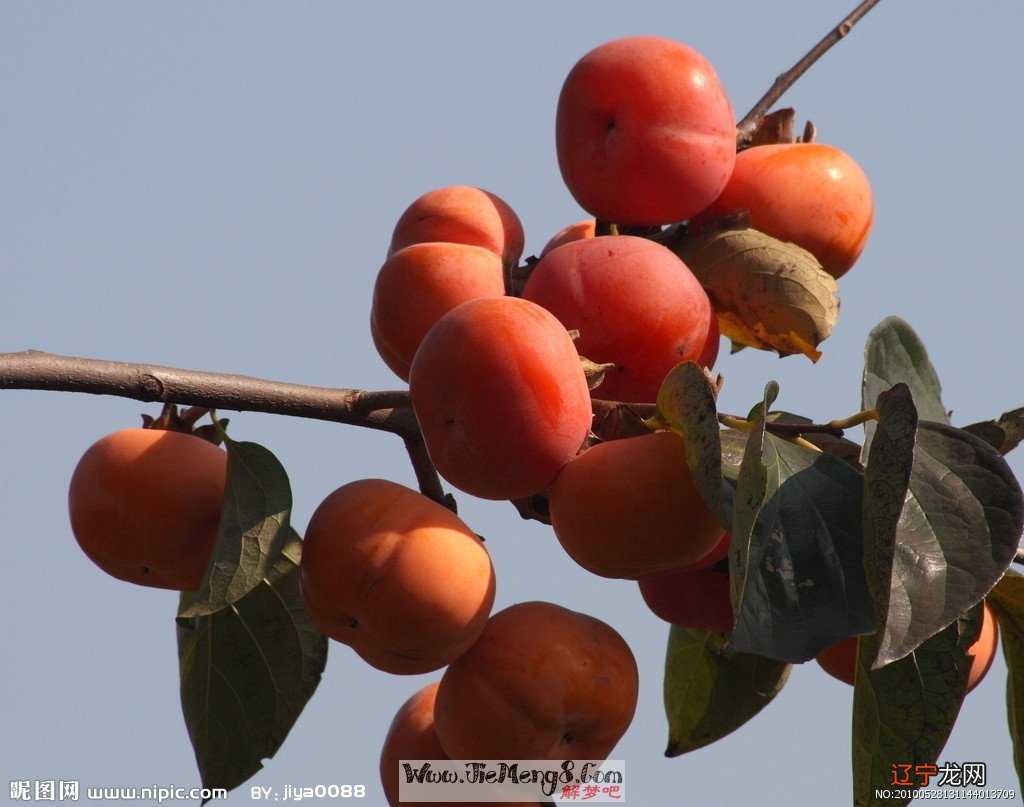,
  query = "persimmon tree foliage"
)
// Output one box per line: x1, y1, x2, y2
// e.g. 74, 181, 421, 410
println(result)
4, 2, 1024, 806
